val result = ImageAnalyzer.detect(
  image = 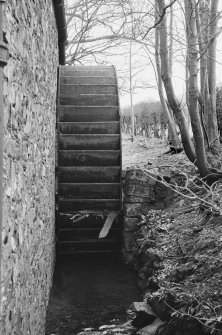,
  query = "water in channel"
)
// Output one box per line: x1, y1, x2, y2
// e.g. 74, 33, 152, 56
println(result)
46, 255, 140, 335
